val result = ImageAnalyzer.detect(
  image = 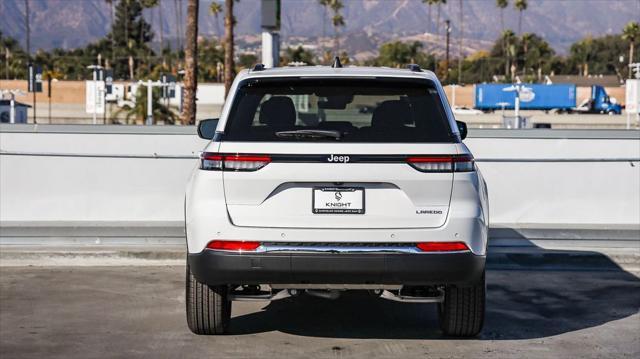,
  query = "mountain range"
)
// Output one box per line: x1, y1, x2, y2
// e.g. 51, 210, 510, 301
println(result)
1, 0, 638, 57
